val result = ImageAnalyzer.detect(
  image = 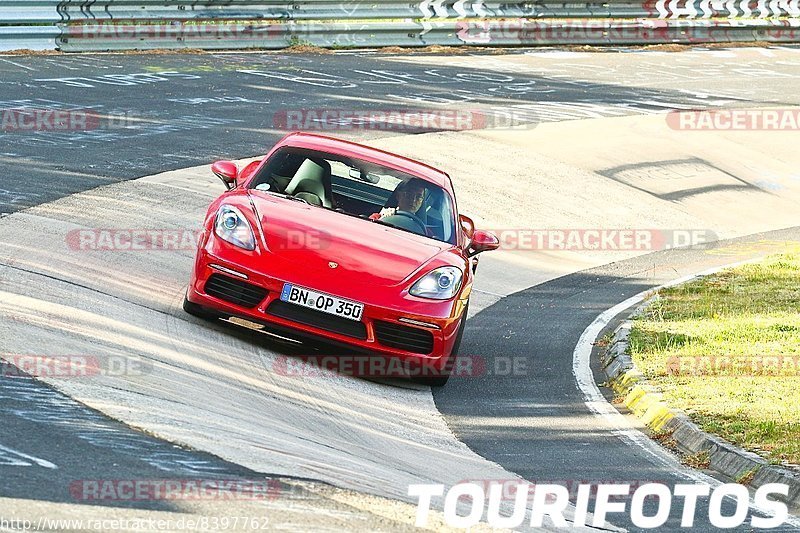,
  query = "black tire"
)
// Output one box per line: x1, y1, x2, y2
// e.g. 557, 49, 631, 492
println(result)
183, 295, 219, 320
417, 303, 468, 387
